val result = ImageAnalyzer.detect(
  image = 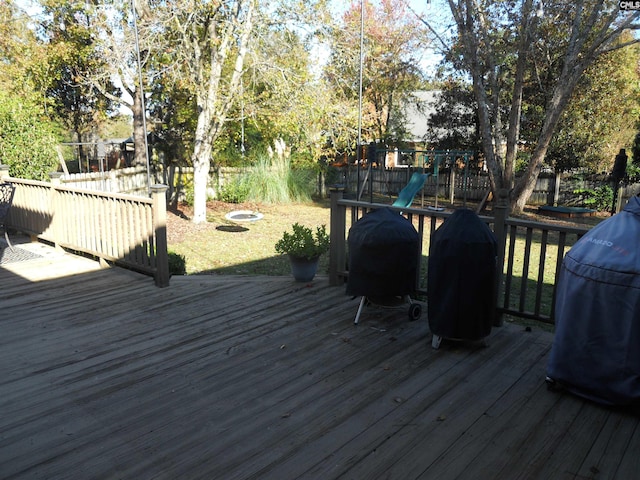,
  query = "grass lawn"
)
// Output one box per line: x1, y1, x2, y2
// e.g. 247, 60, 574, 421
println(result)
166, 199, 332, 276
